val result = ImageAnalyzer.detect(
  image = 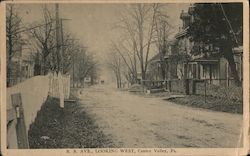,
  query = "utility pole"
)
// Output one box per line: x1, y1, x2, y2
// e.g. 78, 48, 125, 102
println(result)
73, 54, 75, 88
56, 4, 71, 74
60, 19, 64, 74
55, 4, 61, 73
55, 4, 64, 108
